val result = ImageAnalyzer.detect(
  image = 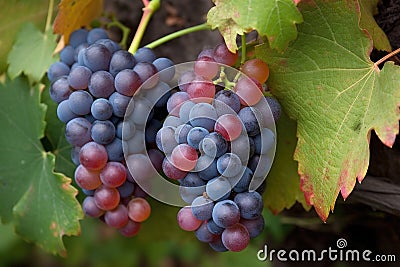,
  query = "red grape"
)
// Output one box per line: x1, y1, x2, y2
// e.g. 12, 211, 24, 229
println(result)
194, 56, 219, 80
221, 223, 250, 252
79, 142, 108, 171
177, 206, 202, 231
241, 58, 269, 84
74, 164, 102, 190
82, 196, 104, 217
94, 185, 120, 211
104, 204, 129, 228
100, 162, 127, 188
171, 144, 198, 171
186, 79, 215, 104
127, 197, 151, 222
234, 77, 262, 106
213, 43, 238, 66
119, 219, 141, 237
214, 114, 243, 141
